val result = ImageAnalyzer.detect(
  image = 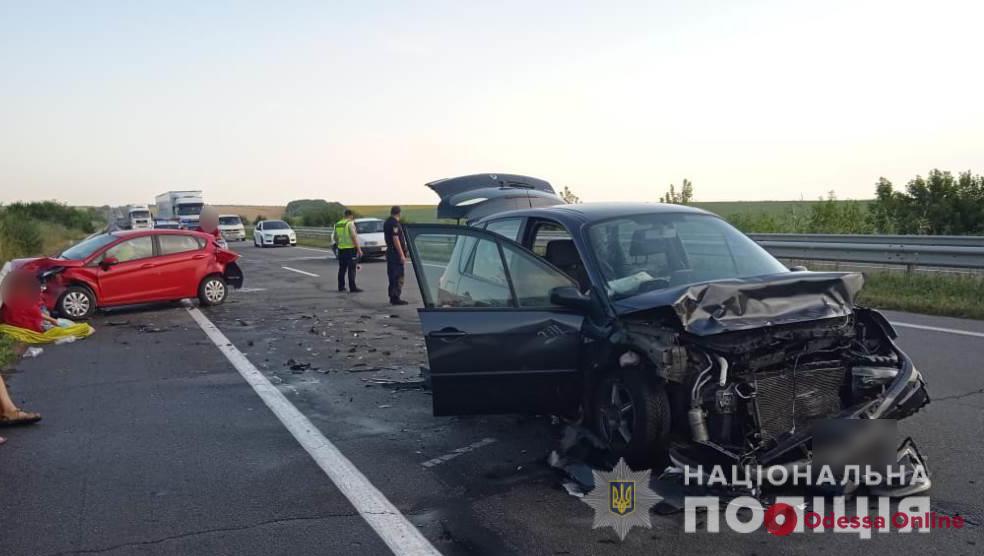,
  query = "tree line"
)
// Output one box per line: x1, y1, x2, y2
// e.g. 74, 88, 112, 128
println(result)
642, 170, 984, 235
